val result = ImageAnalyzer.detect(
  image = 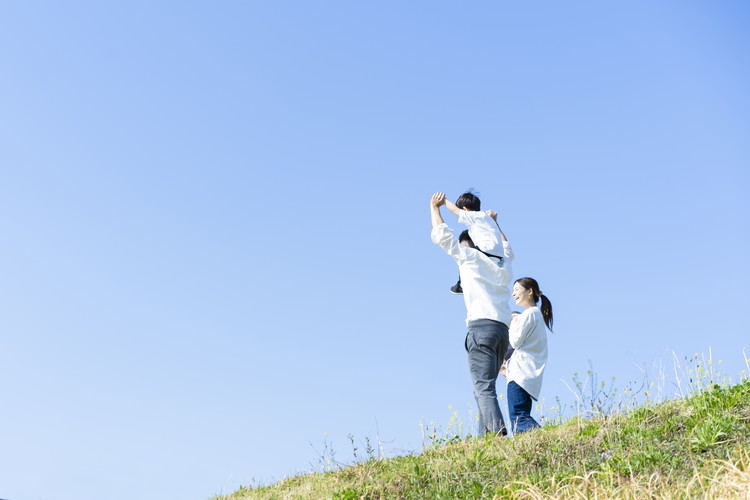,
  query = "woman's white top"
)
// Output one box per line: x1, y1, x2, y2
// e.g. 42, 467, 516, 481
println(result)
507, 306, 548, 401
